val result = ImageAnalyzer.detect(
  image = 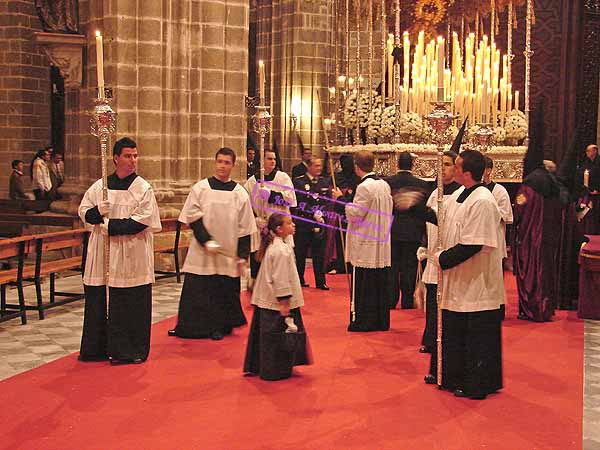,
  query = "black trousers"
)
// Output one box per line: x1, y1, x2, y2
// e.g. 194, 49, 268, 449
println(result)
294, 230, 326, 287
80, 284, 152, 362
429, 308, 503, 397
391, 241, 420, 308
421, 283, 437, 348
